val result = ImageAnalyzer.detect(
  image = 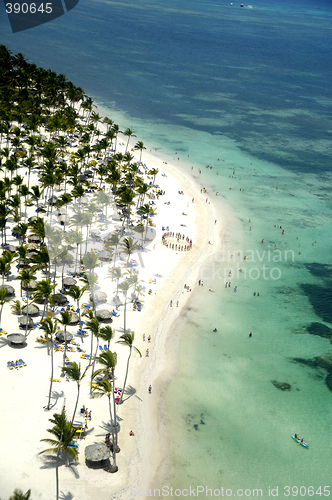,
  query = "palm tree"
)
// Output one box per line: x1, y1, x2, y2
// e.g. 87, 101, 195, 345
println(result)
30, 246, 50, 278
123, 128, 136, 153
133, 140, 146, 163
120, 236, 138, 264
61, 361, 89, 425
39, 411, 78, 467
58, 310, 72, 368
40, 317, 58, 410
85, 310, 99, 373
65, 230, 83, 274
116, 331, 141, 403
32, 279, 55, 320
105, 232, 120, 269
148, 167, 159, 185
0, 287, 10, 324
16, 268, 35, 338
9, 489, 31, 500
99, 325, 114, 351
117, 279, 131, 334
66, 284, 88, 342
94, 377, 118, 472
